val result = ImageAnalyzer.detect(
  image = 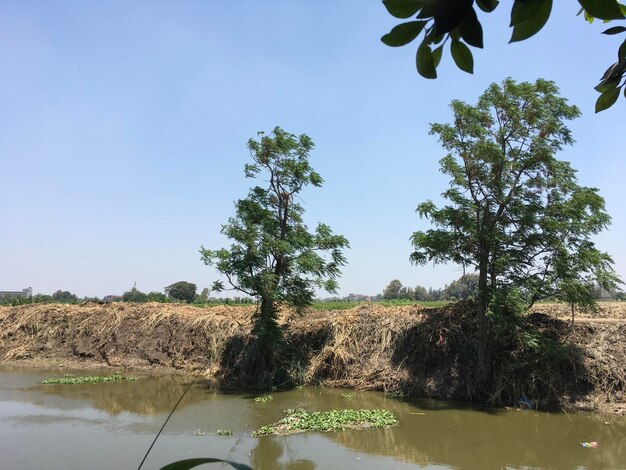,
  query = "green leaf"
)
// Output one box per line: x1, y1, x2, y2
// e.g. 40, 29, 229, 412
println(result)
510, 0, 553, 43
381, 21, 427, 46
594, 76, 621, 92
476, 0, 499, 13
417, 0, 438, 18
602, 26, 626, 35
383, 0, 424, 18
160, 458, 253, 470
595, 87, 620, 112
433, 0, 474, 34
619, 39, 626, 60
450, 40, 474, 73
416, 41, 437, 78
601, 60, 626, 80
459, 7, 484, 47
578, 0, 625, 20
433, 45, 443, 68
